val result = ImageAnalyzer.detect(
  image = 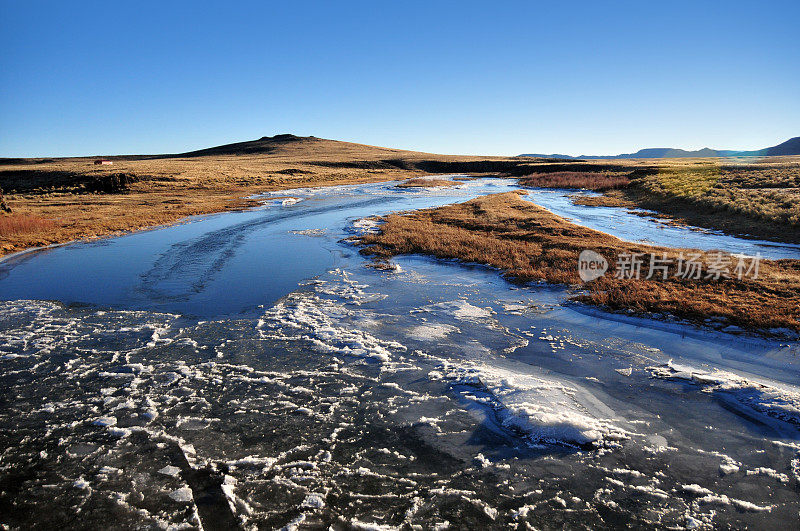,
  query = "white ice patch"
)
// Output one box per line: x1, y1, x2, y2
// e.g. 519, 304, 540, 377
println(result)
351, 519, 402, 530
92, 416, 117, 427
433, 361, 627, 447
425, 300, 494, 322
259, 293, 402, 362
169, 487, 194, 503
220, 475, 254, 516
501, 301, 554, 315
310, 269, 387, 304
176, 417, 212, 430
406, 324, 459, 341
746, 467, 790, 483
158, 465, 182, 477
681, 484, 715, 496
301, 493, 326, 509
648, 360, 800, 428
290, 228, 327, 237
350, 217, 381, 235
697, 493, 774, 512
258, 270, 403, 363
